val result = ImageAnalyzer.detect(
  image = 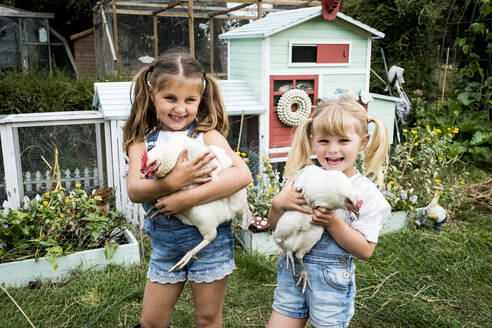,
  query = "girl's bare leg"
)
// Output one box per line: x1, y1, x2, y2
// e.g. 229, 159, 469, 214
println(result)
140, 279, 185, 328
267, 310, 307, 328
190, 276, 229, 328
